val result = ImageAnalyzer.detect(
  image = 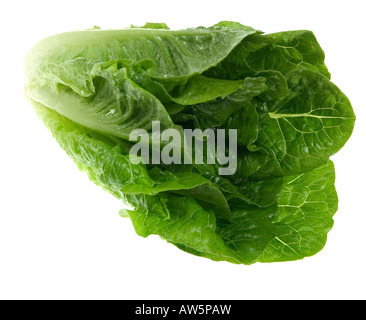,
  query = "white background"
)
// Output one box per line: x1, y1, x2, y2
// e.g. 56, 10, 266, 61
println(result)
1, 0, 365, 300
